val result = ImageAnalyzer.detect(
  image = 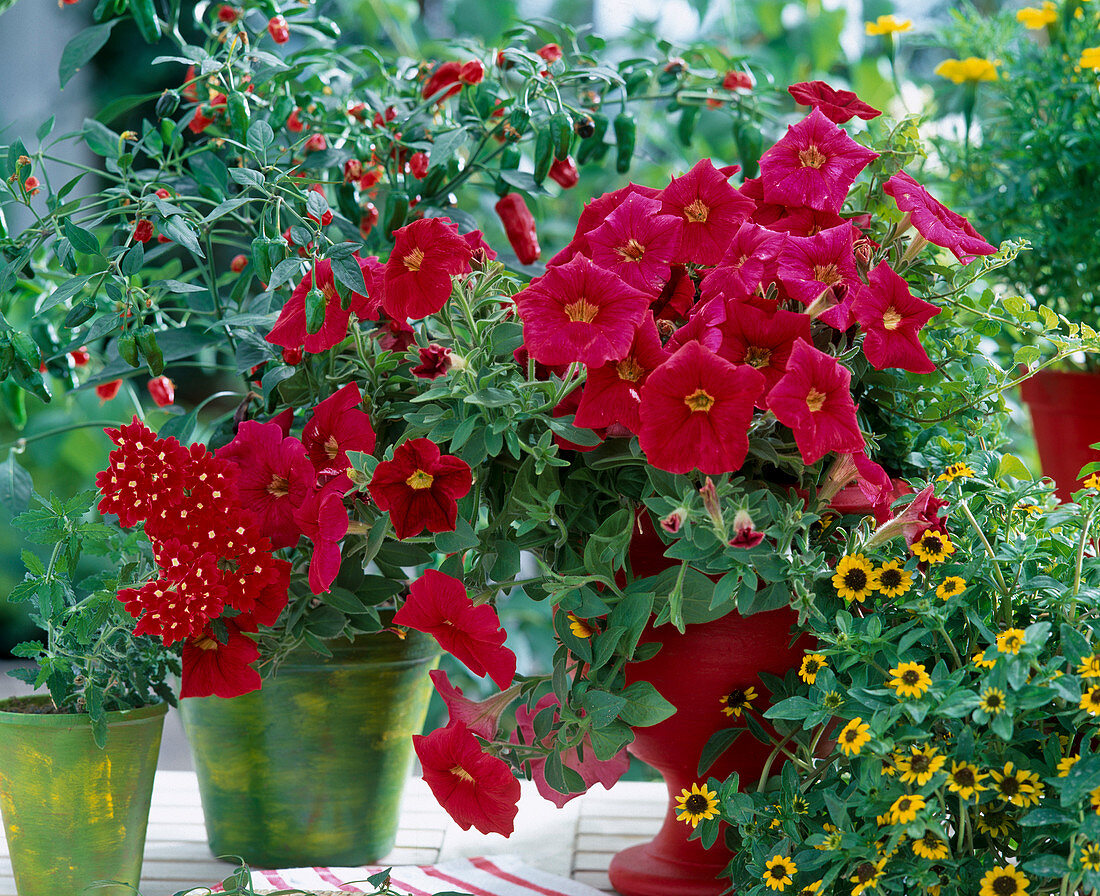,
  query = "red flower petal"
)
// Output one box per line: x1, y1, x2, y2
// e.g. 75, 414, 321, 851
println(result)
851, 261, 940, 373
382, 218, 472, 320
657, 159, 755, 265
884, 170, 996, 264
788, 81, 882, 124
181, 620, 262, 699
368, 438, 472, 540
